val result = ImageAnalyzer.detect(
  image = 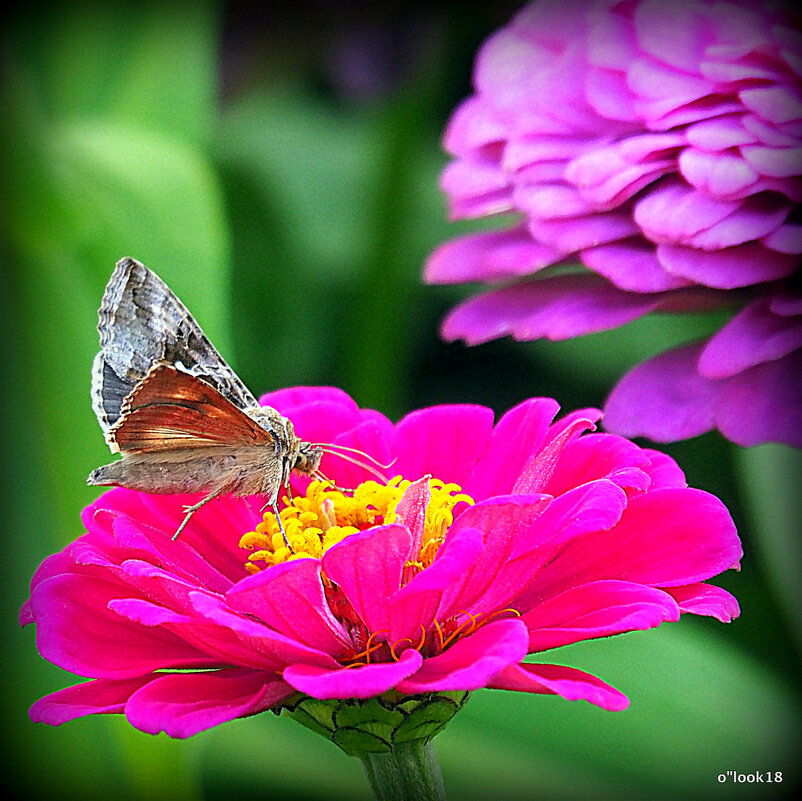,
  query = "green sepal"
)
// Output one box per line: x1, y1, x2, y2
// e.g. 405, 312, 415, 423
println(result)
281, 691, 469, 757
333, 728, 393, 755
393, 696, 464, 744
